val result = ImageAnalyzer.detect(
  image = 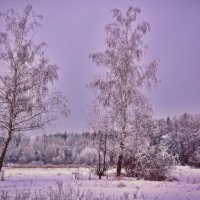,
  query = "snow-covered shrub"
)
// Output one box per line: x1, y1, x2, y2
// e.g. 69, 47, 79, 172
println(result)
117, 181, 126, 187
188, 147, 200, 168
72, 169, 86, 180
78, 147, 97, 165
18, 144, 35, 164
124, 145, 177, 181
52, 148, 66, 164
